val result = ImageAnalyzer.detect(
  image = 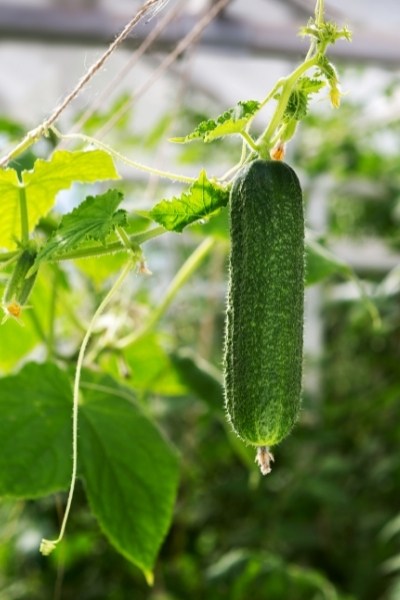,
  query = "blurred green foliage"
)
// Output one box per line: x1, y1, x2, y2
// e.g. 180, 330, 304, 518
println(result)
1, 70, 400, 600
